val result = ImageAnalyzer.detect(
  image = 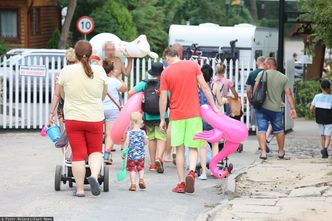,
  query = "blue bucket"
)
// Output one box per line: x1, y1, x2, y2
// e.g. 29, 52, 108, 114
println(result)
46, 125, 61, 142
